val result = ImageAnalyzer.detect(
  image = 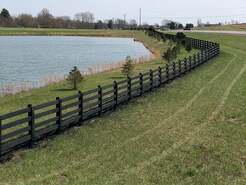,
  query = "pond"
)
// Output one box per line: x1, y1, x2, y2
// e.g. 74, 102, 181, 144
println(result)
0, 36, 151, 94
